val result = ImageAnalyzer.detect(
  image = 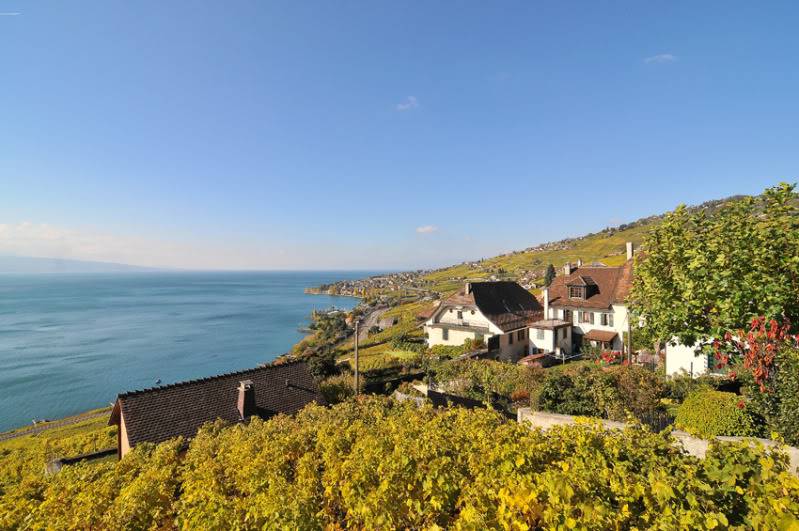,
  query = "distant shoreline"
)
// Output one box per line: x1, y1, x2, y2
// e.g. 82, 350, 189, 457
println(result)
304, 286, 364, 299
